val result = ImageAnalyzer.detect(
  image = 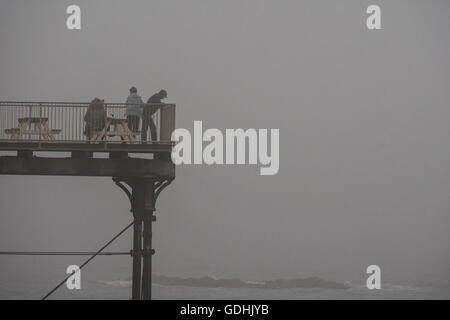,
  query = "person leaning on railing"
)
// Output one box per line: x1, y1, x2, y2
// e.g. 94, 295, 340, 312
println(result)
142, 89, 167, 142
84, 98, 107, 140
125, 86, 143, 133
